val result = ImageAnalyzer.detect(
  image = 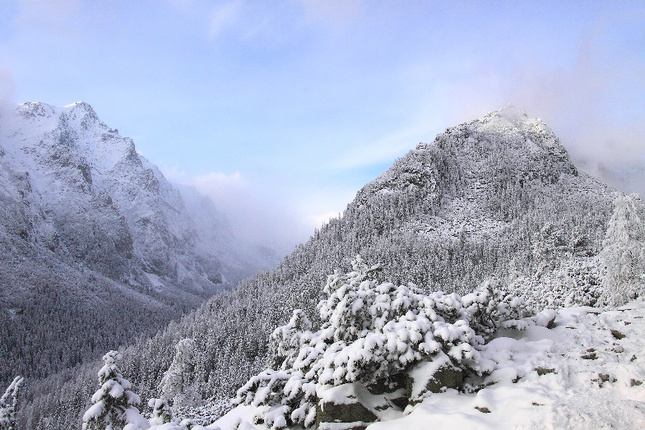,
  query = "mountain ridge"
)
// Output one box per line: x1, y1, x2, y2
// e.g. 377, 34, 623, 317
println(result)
115, 107, 621, 403
0, 101, 276, 387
